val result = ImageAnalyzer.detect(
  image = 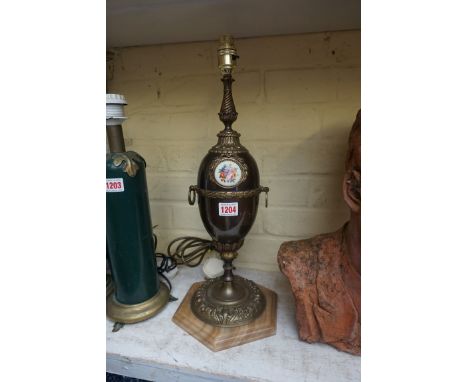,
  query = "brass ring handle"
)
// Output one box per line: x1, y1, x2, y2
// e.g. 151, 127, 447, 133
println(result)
188, 185, 197, 205
261, 186, 269, 208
